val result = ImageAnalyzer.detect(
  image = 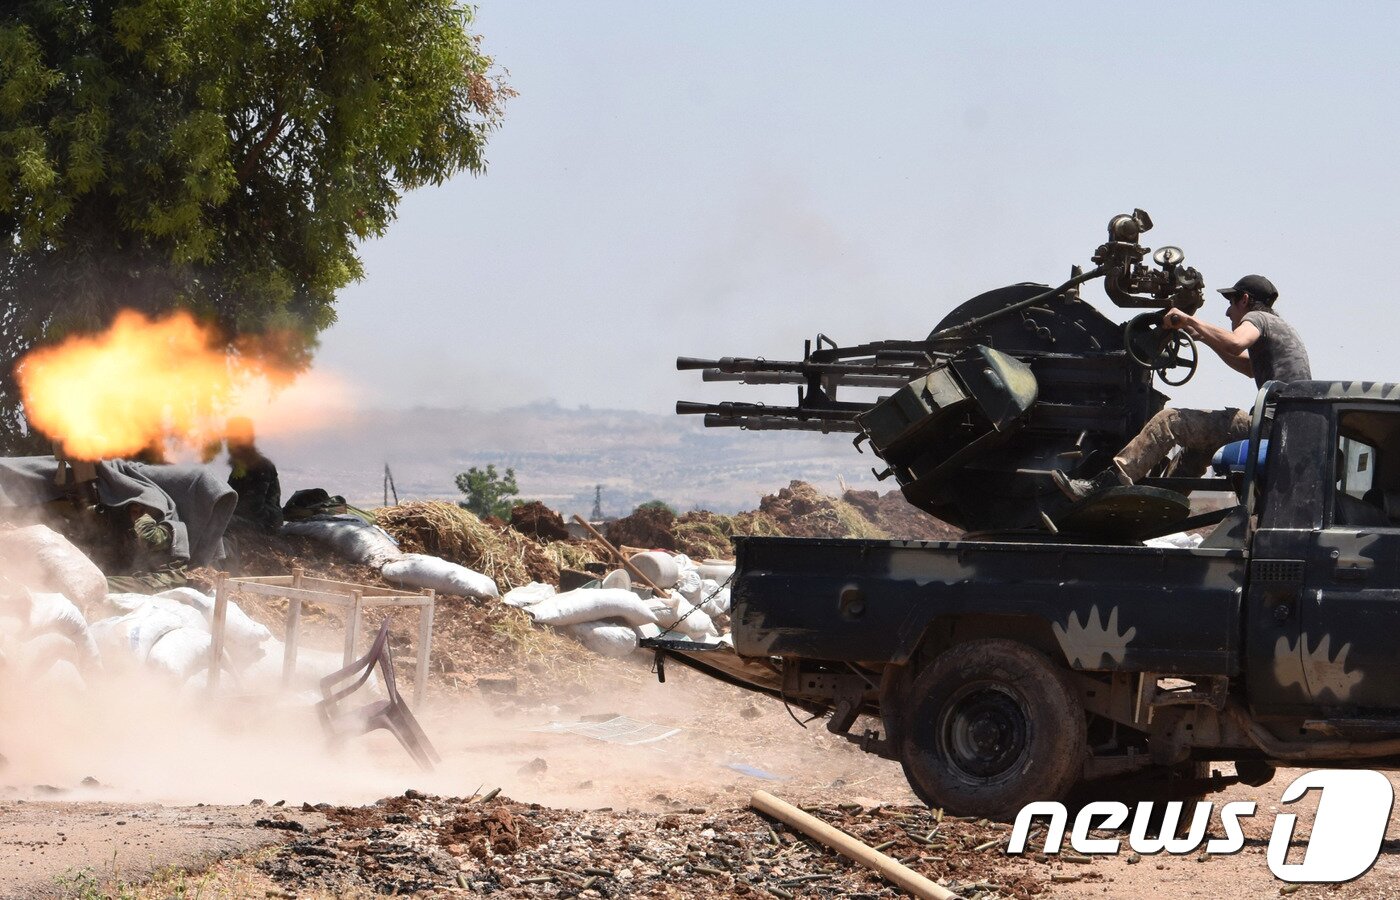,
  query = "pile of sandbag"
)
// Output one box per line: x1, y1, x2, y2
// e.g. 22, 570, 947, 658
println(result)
503, 551, 735, 660
91, 587, 273, 683
91, 588, 372, 696
0, 589, 102, 691
282, 515, 499, 600
0, 526, 108, 692
0, 524, 374, 698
